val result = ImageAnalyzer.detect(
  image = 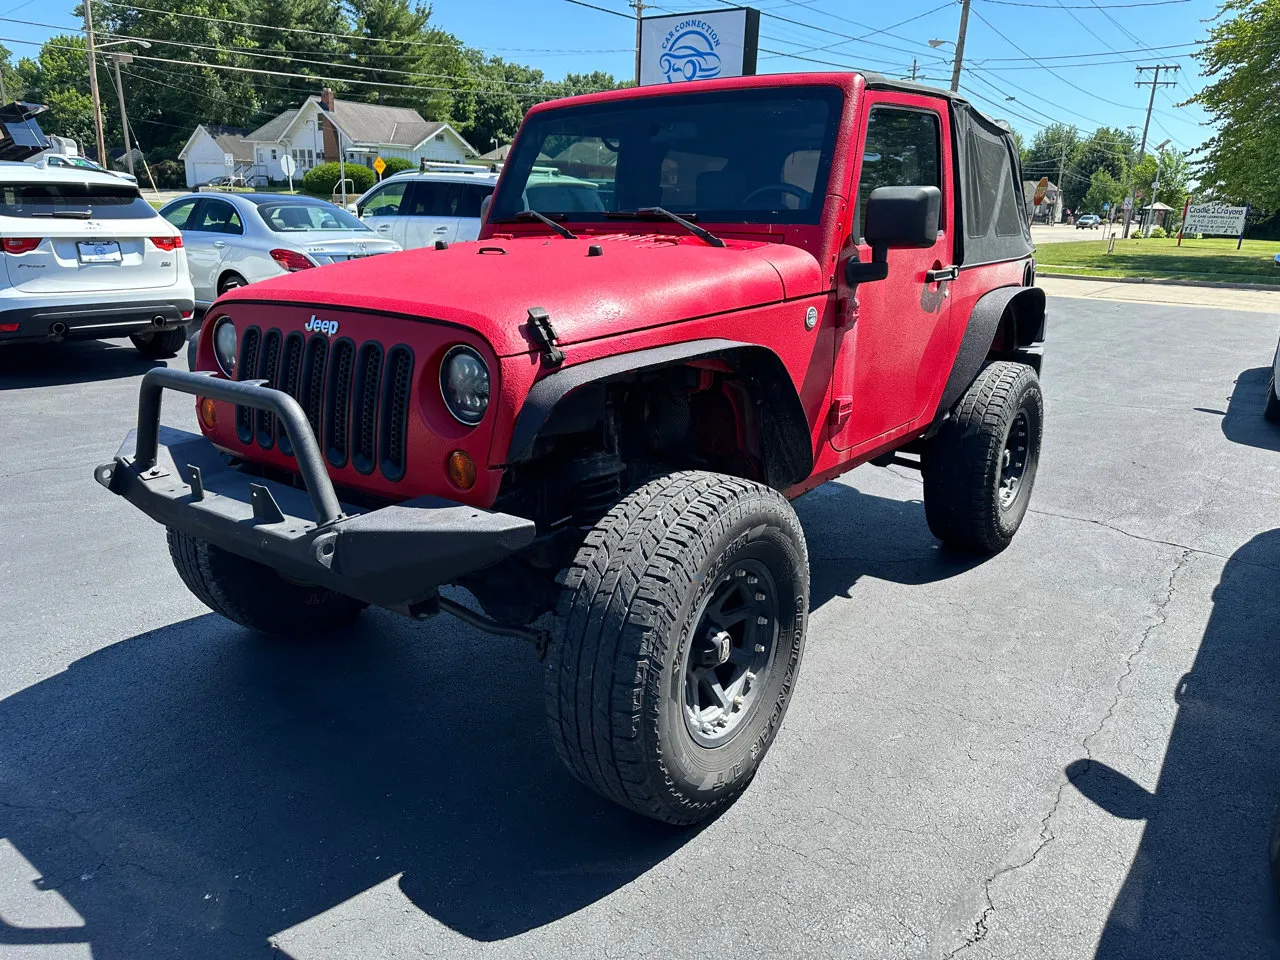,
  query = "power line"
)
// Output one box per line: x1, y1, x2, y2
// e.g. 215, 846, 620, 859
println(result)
980, 0, 1187, 7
